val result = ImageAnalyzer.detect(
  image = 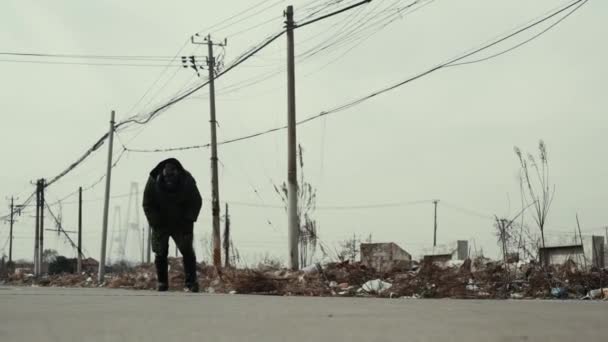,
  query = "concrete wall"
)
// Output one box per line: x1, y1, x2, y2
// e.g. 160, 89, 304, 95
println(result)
539, 245, 585, 267
360, 243, 411, 272
457, 241, 468, 260
591, 236, 605, 268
